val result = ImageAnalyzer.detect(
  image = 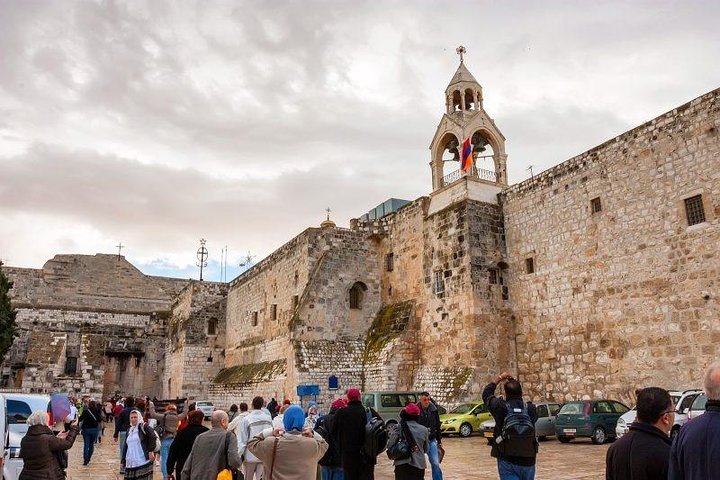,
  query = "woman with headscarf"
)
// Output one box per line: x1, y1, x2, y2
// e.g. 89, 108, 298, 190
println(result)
248, 405, 329, 480
165, 410, 208, 480
388, 404, 429, 480
19, 411, 78, 480
121, 410, 157, 480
